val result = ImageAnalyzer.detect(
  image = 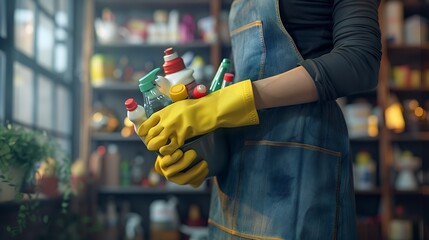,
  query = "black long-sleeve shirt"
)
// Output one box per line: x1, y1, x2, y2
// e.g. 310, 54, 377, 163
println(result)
279, 0, 382, 101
